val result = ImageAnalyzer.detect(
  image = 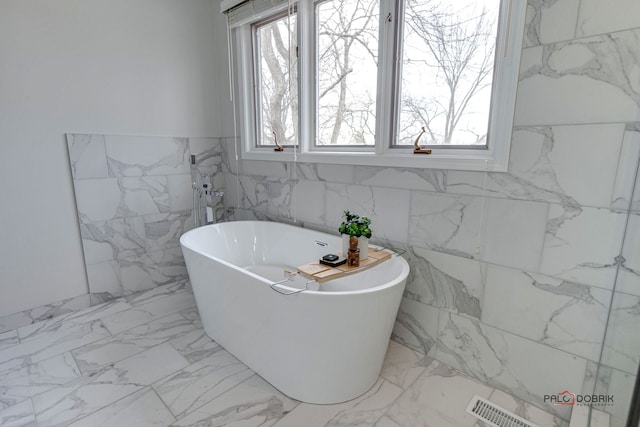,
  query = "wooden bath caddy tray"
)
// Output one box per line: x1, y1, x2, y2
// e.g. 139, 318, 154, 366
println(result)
297, 247, 392, 283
